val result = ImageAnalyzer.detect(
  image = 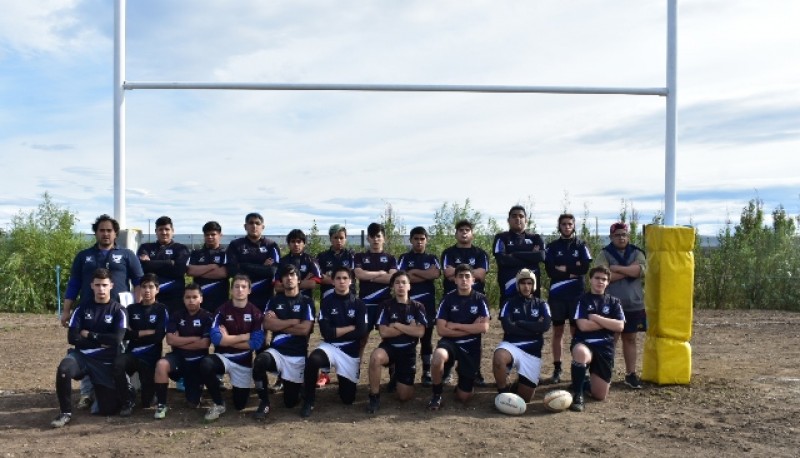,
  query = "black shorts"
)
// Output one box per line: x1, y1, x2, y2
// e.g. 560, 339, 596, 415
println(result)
549, 296, 578, 325
378, 343, 417, 386
366, 304, 380, 330
436, 339, 480, 393
622, 309, 647, 334
571, 341, 614, 383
